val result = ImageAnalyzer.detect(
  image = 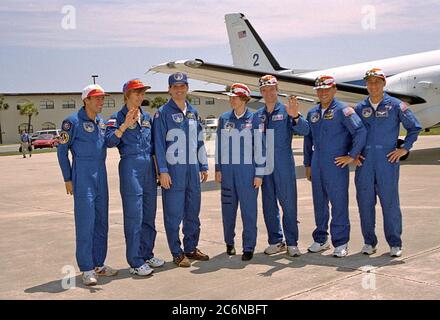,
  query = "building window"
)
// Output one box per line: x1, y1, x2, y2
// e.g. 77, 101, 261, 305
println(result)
41, 122, 56, 130
62, 100, 76, 109
103, 98, 115, 108
40, 100, 54, 110
18, 123, 33, 134
190, 98, 200, 105
205, 98, 215, 105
